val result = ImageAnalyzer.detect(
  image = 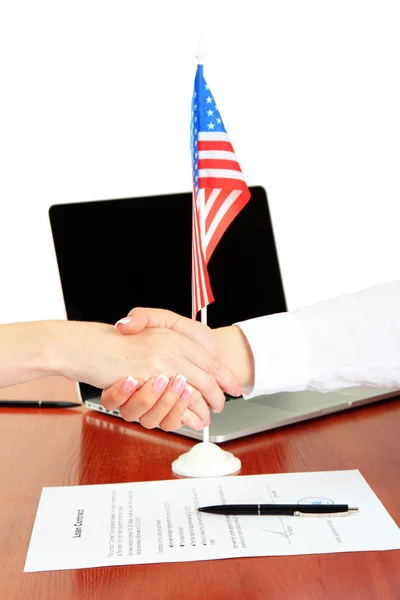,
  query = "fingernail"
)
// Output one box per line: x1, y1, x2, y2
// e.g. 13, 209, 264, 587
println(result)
172, 374, 186, 394
114, 317, 132, 328
153, 374, 169, 394
181, 385, 193, 402
121, 376, 138, 394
